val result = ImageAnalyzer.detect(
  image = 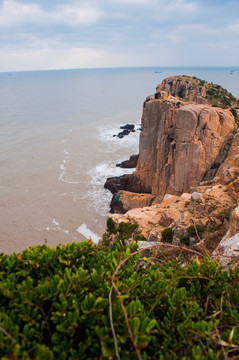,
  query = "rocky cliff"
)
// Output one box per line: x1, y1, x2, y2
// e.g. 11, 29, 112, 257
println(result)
134, 100, 235, 197
104, 76, 239, 266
